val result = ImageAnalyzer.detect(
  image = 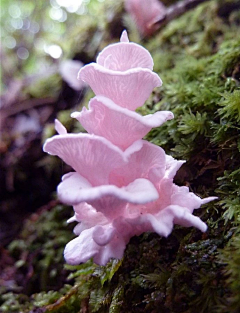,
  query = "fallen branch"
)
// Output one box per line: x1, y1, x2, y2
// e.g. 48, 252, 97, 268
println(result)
153, 0, 211, 30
